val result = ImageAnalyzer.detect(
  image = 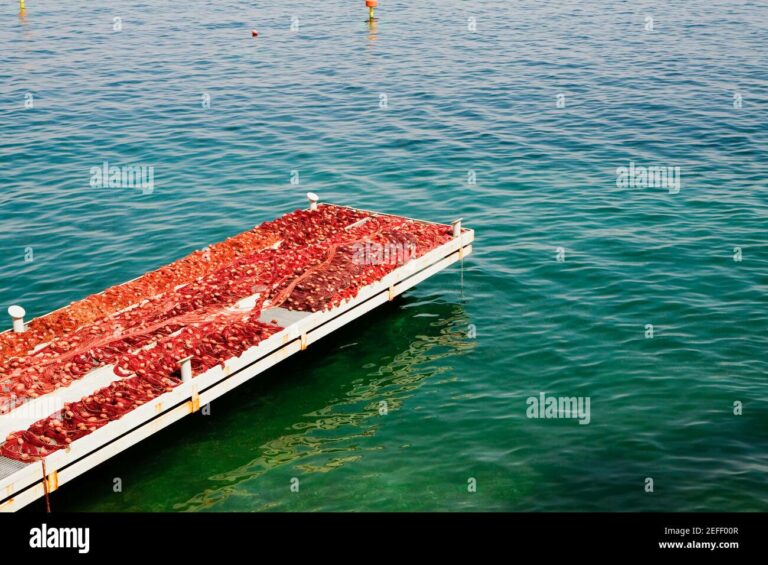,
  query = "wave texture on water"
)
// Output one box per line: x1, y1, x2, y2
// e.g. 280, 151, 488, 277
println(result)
1, 0, 766, 511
